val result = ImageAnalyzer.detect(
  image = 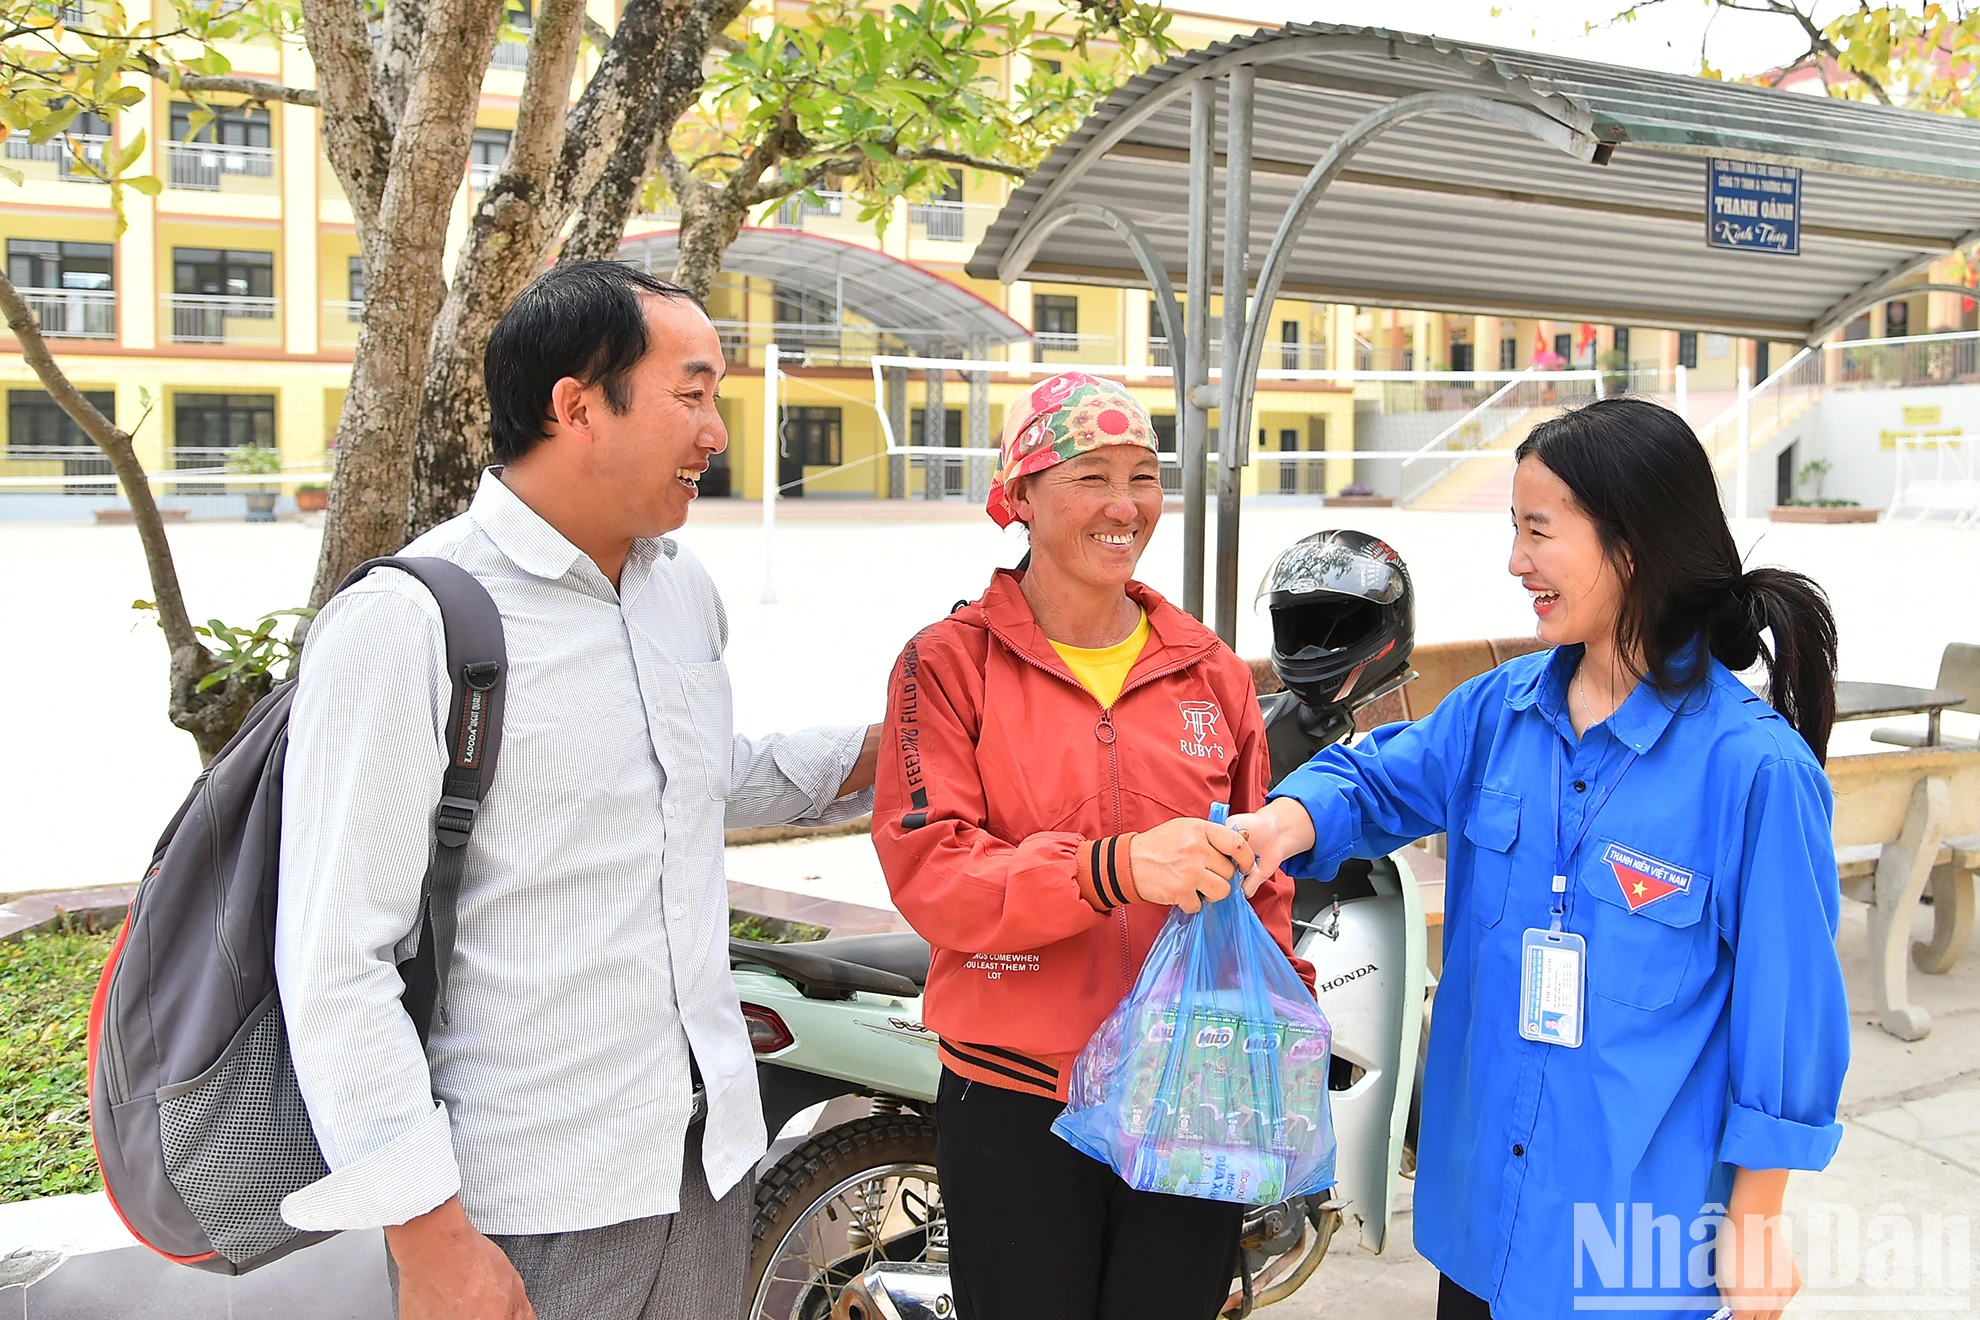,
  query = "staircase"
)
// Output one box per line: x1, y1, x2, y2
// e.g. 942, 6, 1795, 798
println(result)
1403, 406, 1558, 512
